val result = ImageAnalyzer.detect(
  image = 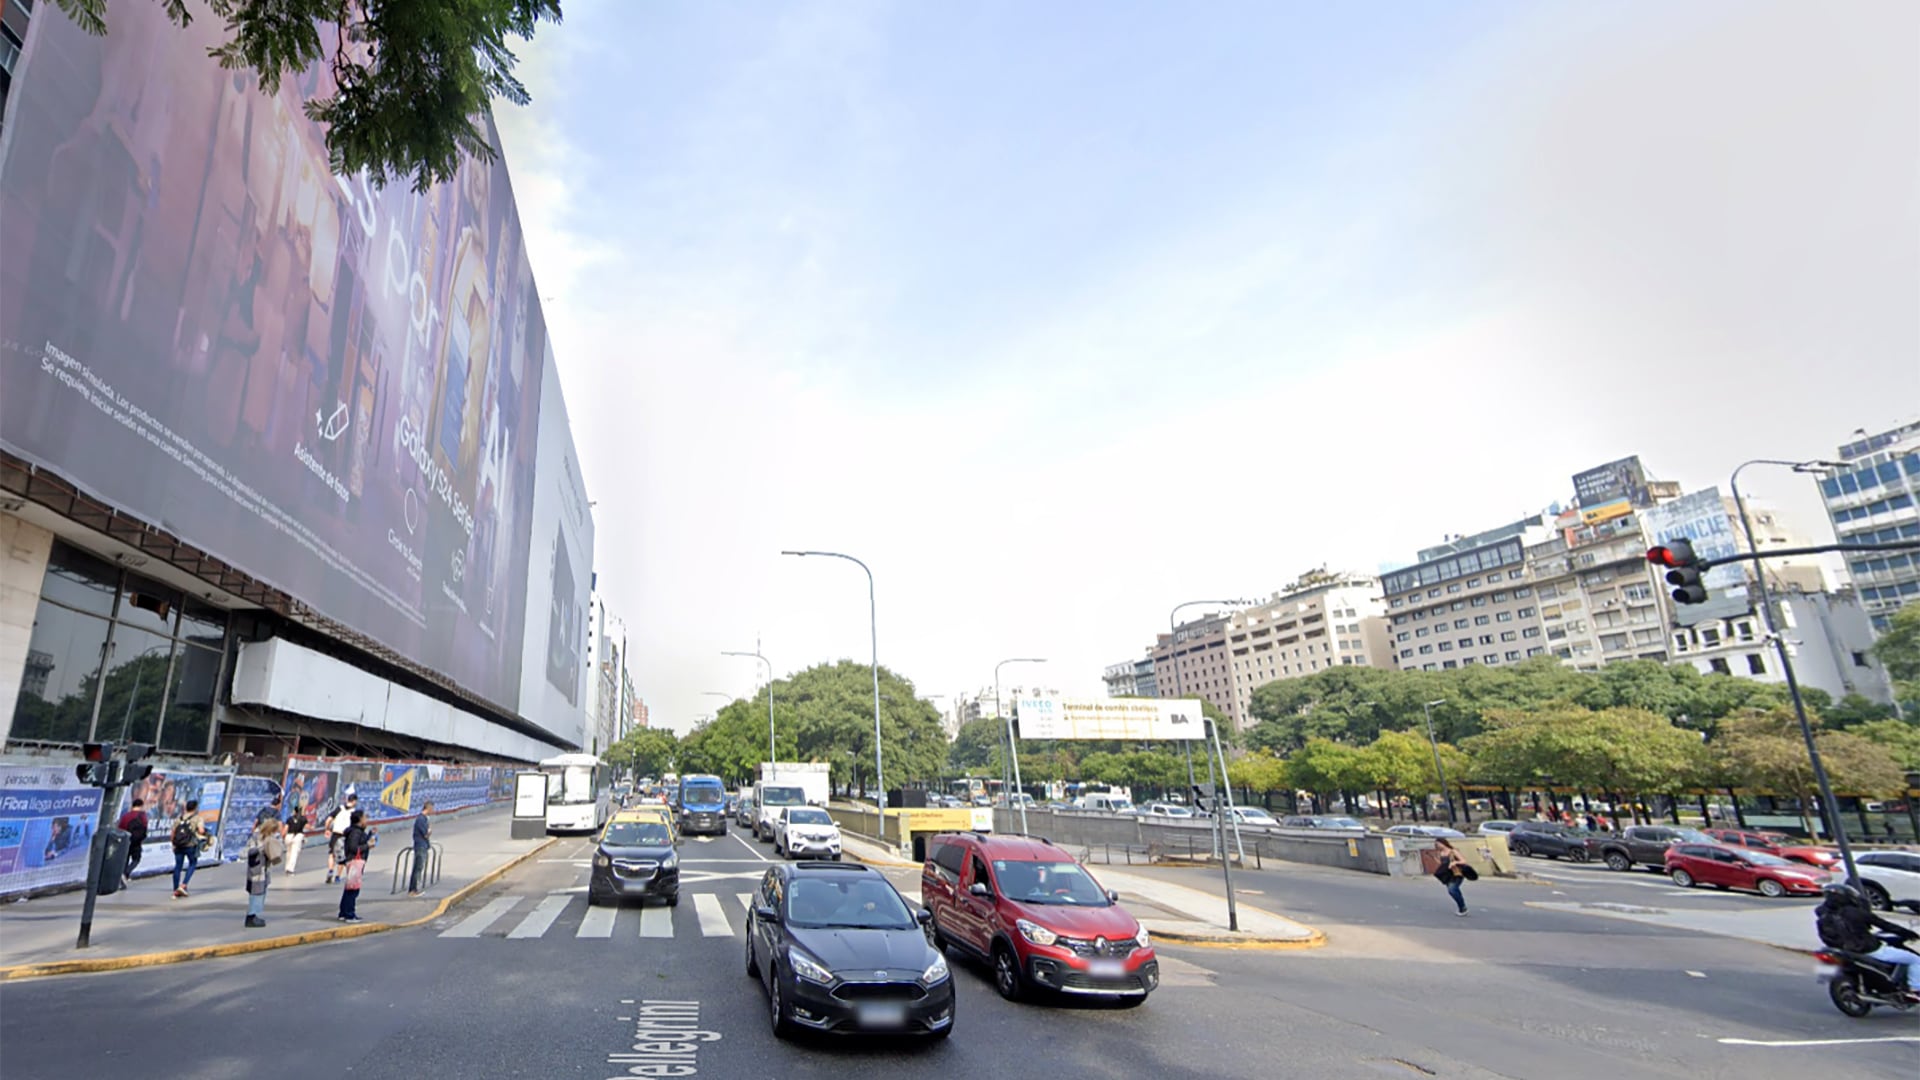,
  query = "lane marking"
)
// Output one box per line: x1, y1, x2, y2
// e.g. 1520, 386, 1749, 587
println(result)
576, 903, 618, 938
441, 896, 520, 938
737, 892, 754, 912
1685, 970, 1706, 978
693, 893, 734, 936
728, 830, 772, 863
640, 903, 673, 938
508, 895, 572, 939
1718, 1036, 1920, 1047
